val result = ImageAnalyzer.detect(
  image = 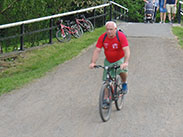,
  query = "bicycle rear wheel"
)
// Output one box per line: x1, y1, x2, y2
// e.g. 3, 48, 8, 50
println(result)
99, 83, 112, 122
115, 75, 125, 110
56, 29, 71, 42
